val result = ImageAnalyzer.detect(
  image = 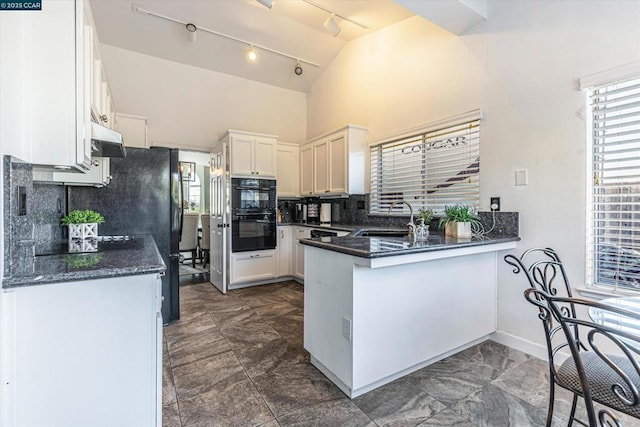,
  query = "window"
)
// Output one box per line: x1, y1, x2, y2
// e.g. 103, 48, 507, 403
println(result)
586, 75, 640, 291
369, 111, 481, 215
